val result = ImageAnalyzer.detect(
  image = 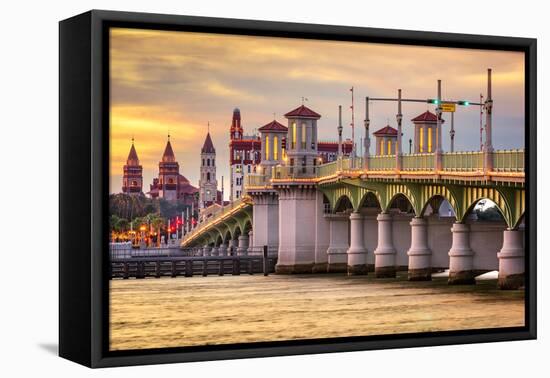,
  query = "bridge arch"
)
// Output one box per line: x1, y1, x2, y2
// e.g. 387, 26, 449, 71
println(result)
334, 194, 354, 213
243, 219, 252, 235
460, 187, 514, 228
387, 193, 416, 215
215, 234, 223, 247
418, 185, 460, 219
223, 229, 232, 244
382, 184, 420, 214
358, 190, 383, 211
